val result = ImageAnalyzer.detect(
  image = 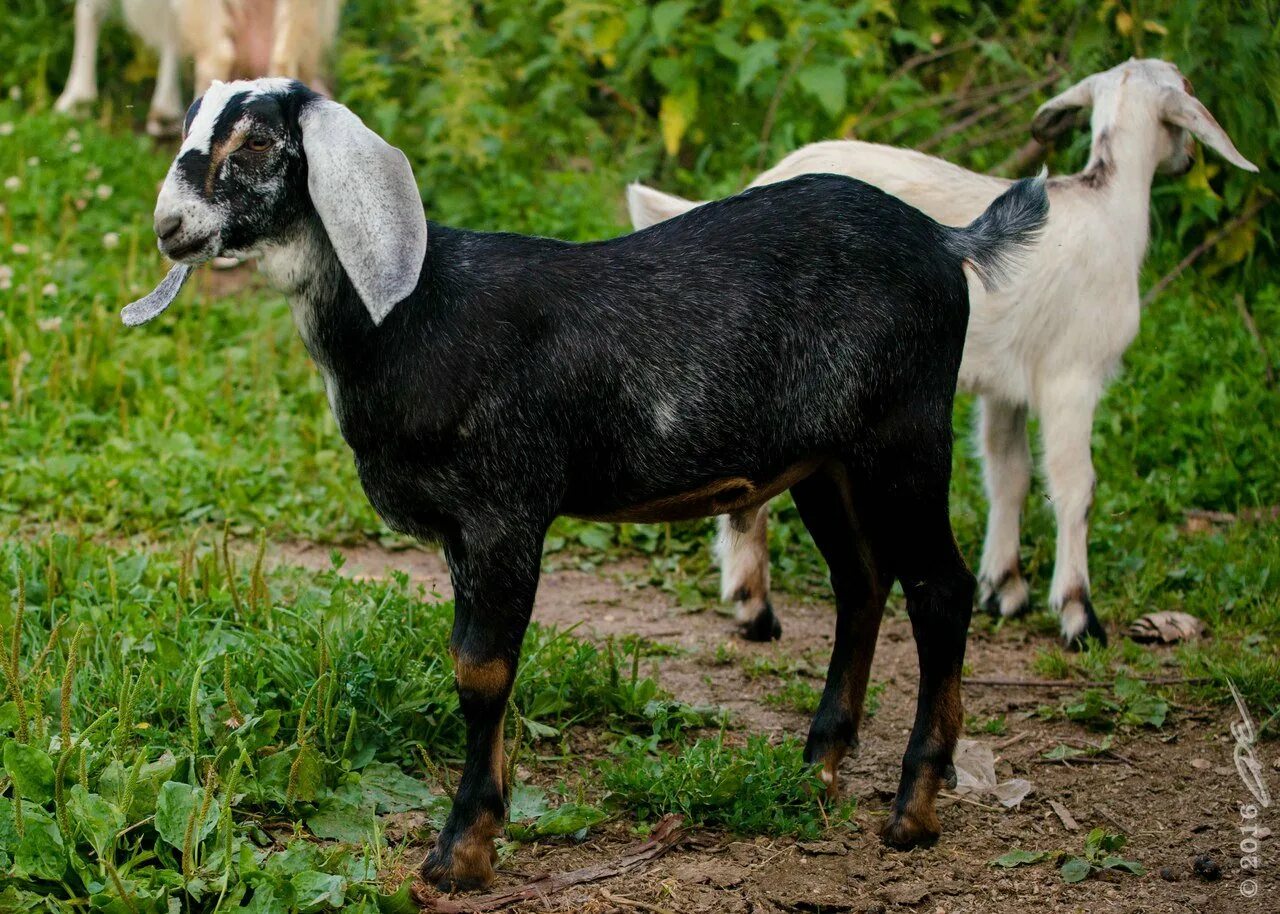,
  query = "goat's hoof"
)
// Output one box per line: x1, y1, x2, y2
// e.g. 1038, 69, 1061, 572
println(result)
978, 574, 1029, 619
421, 810, 501, 893
1059, 596, 1107, 651
54, 94, 95, 117
880, 810, 941, 849
738, 602, 782, 642
420, 838, 496, 893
